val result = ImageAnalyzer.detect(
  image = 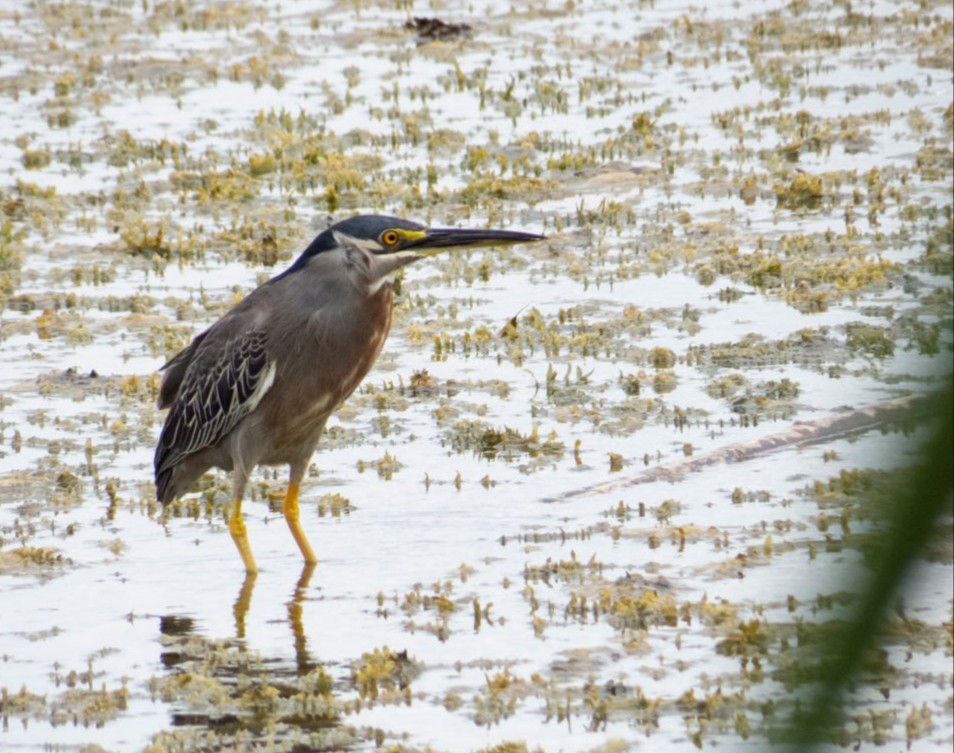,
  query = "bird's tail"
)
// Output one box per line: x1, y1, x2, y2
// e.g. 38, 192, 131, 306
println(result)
155, 443, 210, 505
155, 466, 175, 506
154, 432, 176, 505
